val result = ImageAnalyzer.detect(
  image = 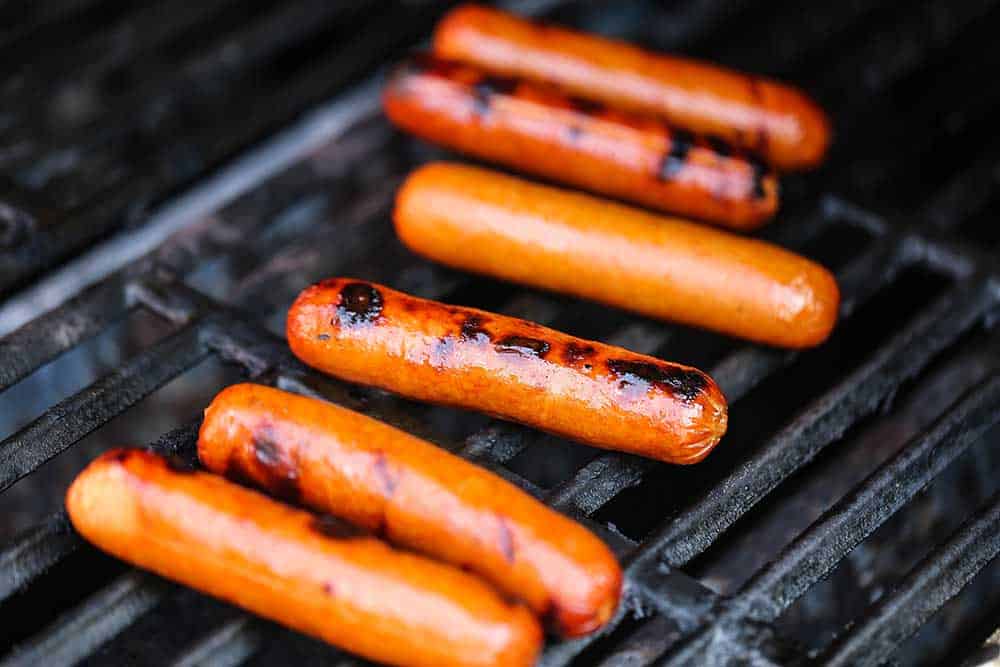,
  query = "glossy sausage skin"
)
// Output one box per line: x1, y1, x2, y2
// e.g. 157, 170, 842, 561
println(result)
395, 163, 840, 348
383, 54, 778, 230
433, 4, 830, 171
66, 449, 541, 667
199, 383, 622, 637
287, 278, 727, 464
